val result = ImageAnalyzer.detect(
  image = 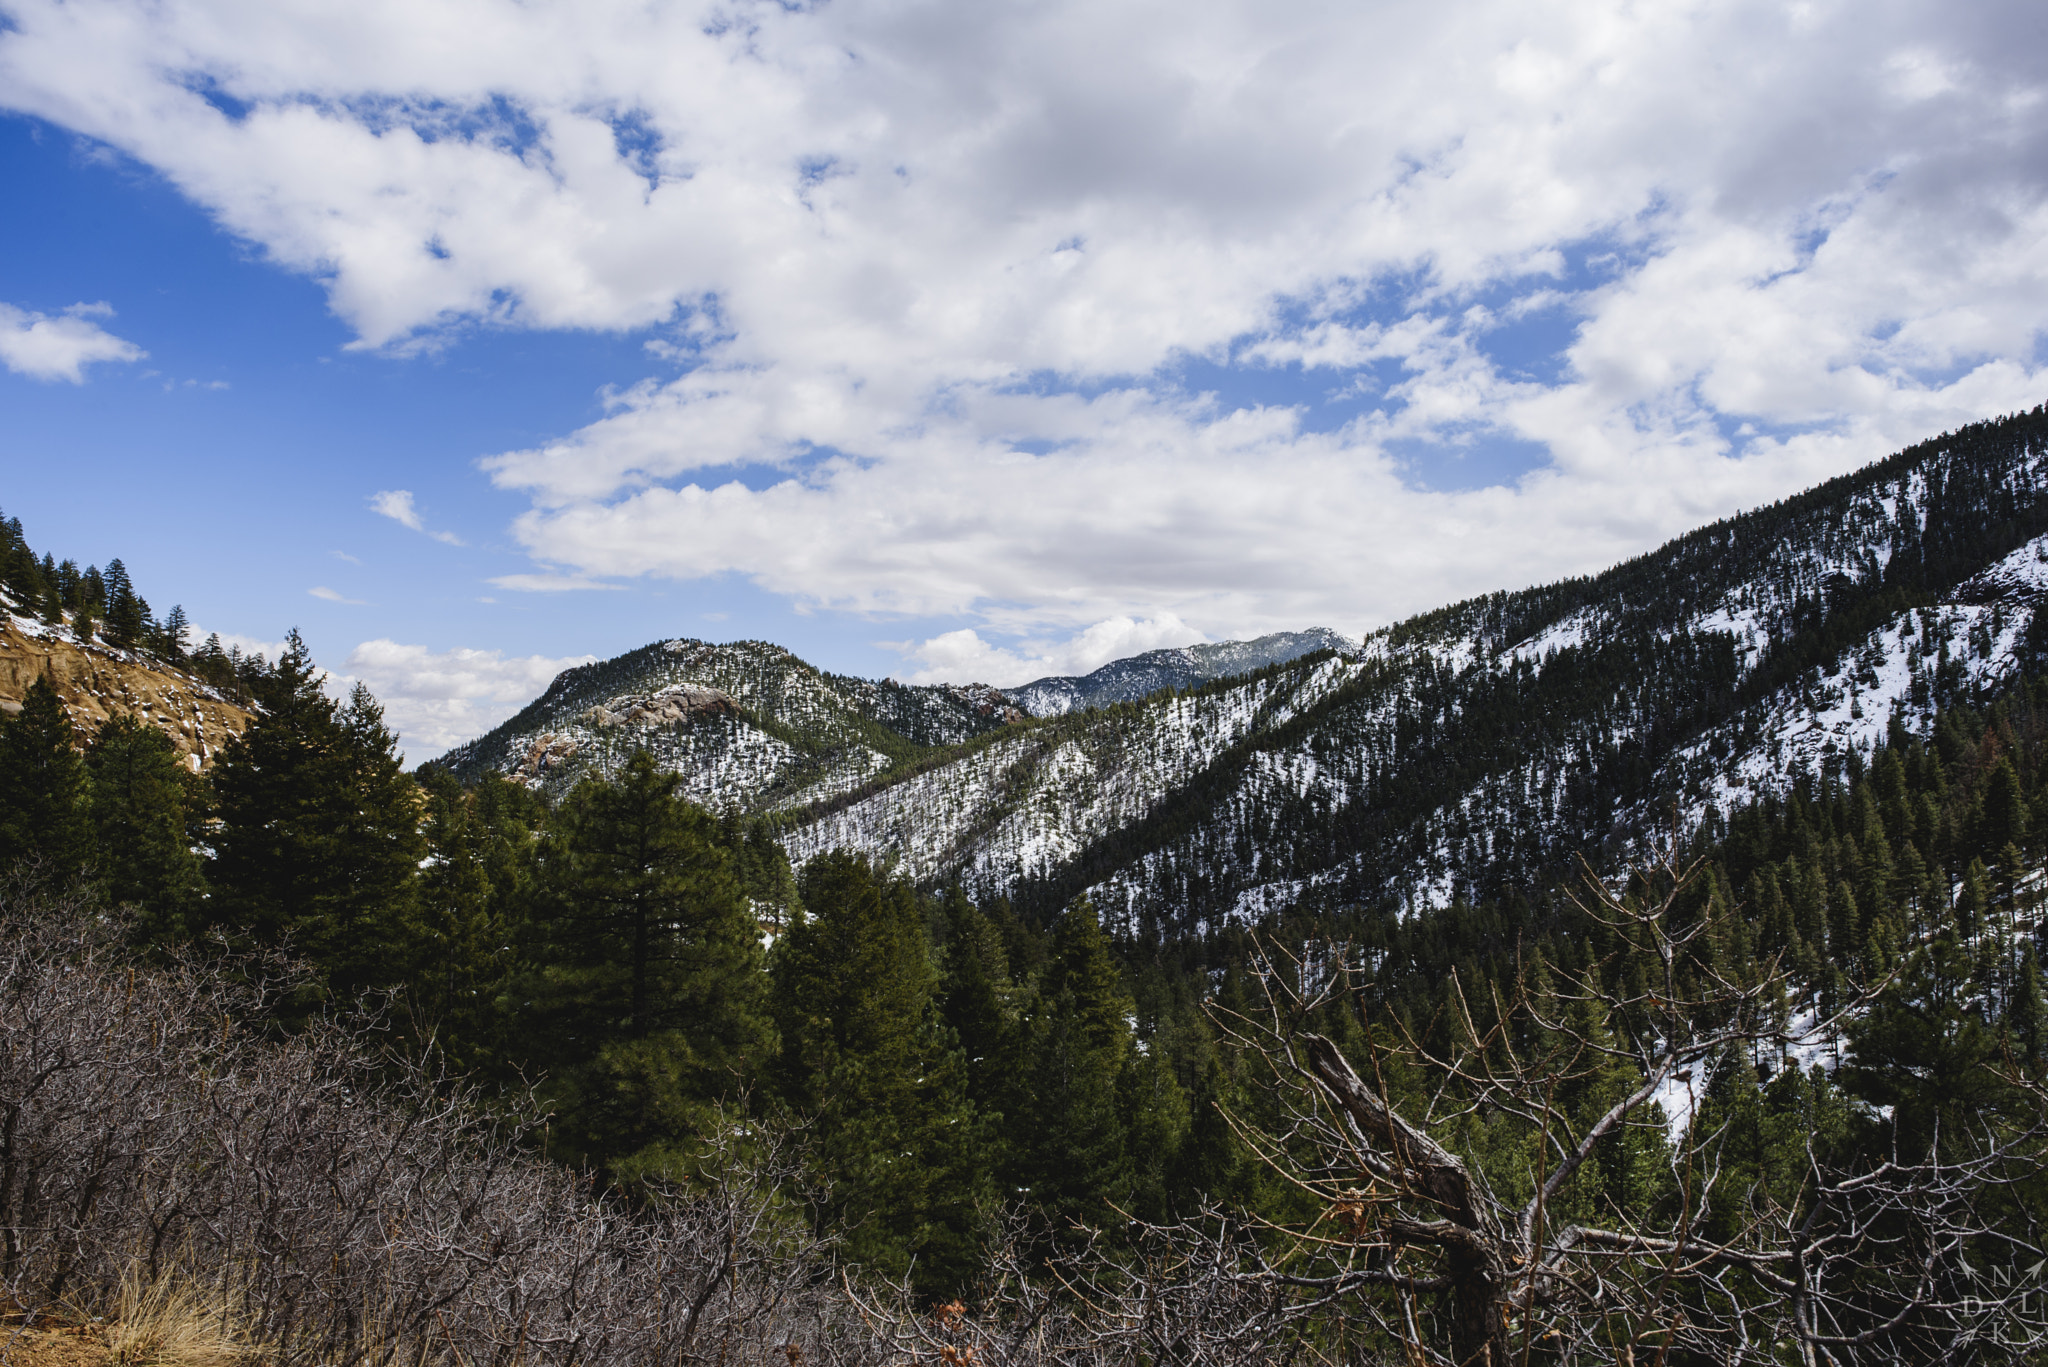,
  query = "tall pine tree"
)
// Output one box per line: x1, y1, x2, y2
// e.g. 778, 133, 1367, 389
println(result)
207, 634, 425, 1013
85, 714, 206, 944
515, 751, 772, 1185
0, 678, 89, 880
